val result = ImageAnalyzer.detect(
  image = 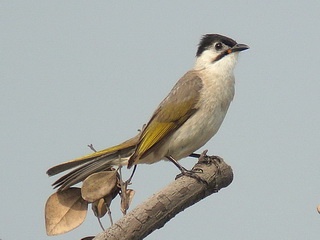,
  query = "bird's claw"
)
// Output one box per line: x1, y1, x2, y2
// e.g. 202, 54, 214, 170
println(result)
195, 150, 222, 175
175, 169, 208, 185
